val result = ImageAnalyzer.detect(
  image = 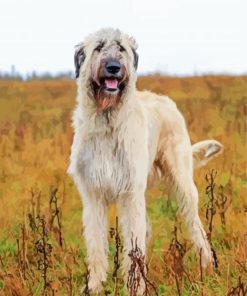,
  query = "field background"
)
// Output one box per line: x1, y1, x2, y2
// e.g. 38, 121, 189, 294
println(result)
0, 76, 246, 295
